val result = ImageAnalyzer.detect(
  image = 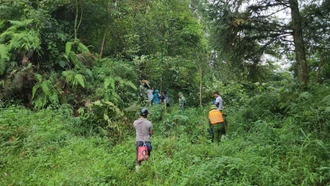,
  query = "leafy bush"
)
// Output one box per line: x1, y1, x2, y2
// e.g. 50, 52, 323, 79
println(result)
2, 79, 330, 185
